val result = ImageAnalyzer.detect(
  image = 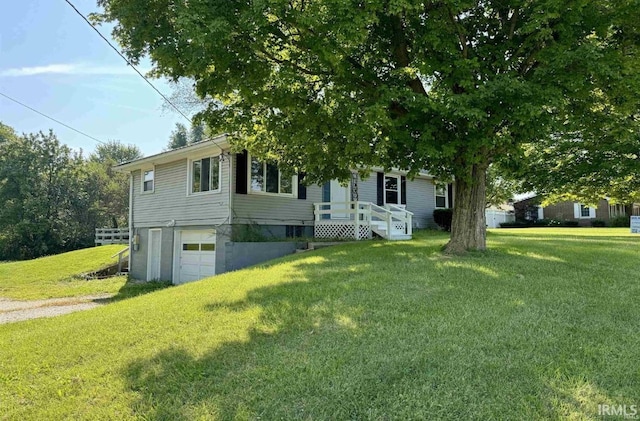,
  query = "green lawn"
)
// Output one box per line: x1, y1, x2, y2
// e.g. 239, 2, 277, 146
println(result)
0, 228, 638, 419
0, 245, 129, 300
